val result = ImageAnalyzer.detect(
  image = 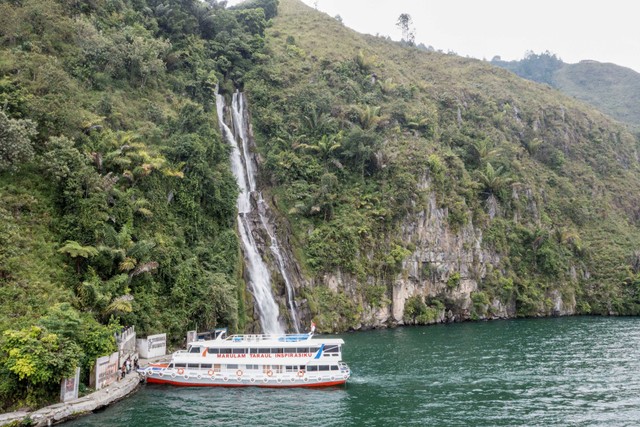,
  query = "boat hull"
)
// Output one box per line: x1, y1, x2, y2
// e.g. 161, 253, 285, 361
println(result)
142, 371, 348, 388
